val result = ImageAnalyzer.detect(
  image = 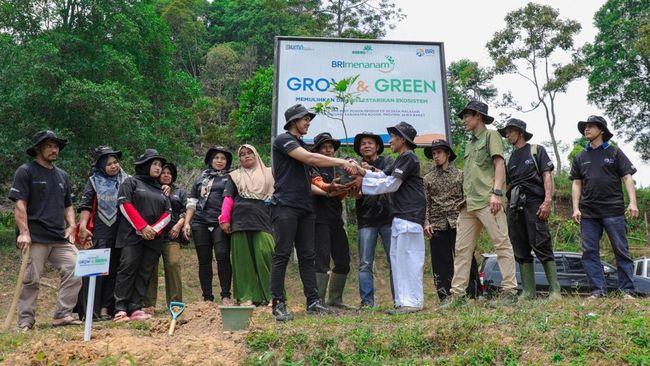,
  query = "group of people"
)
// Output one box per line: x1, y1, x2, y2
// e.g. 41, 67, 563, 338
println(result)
9, 100, 640, 328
